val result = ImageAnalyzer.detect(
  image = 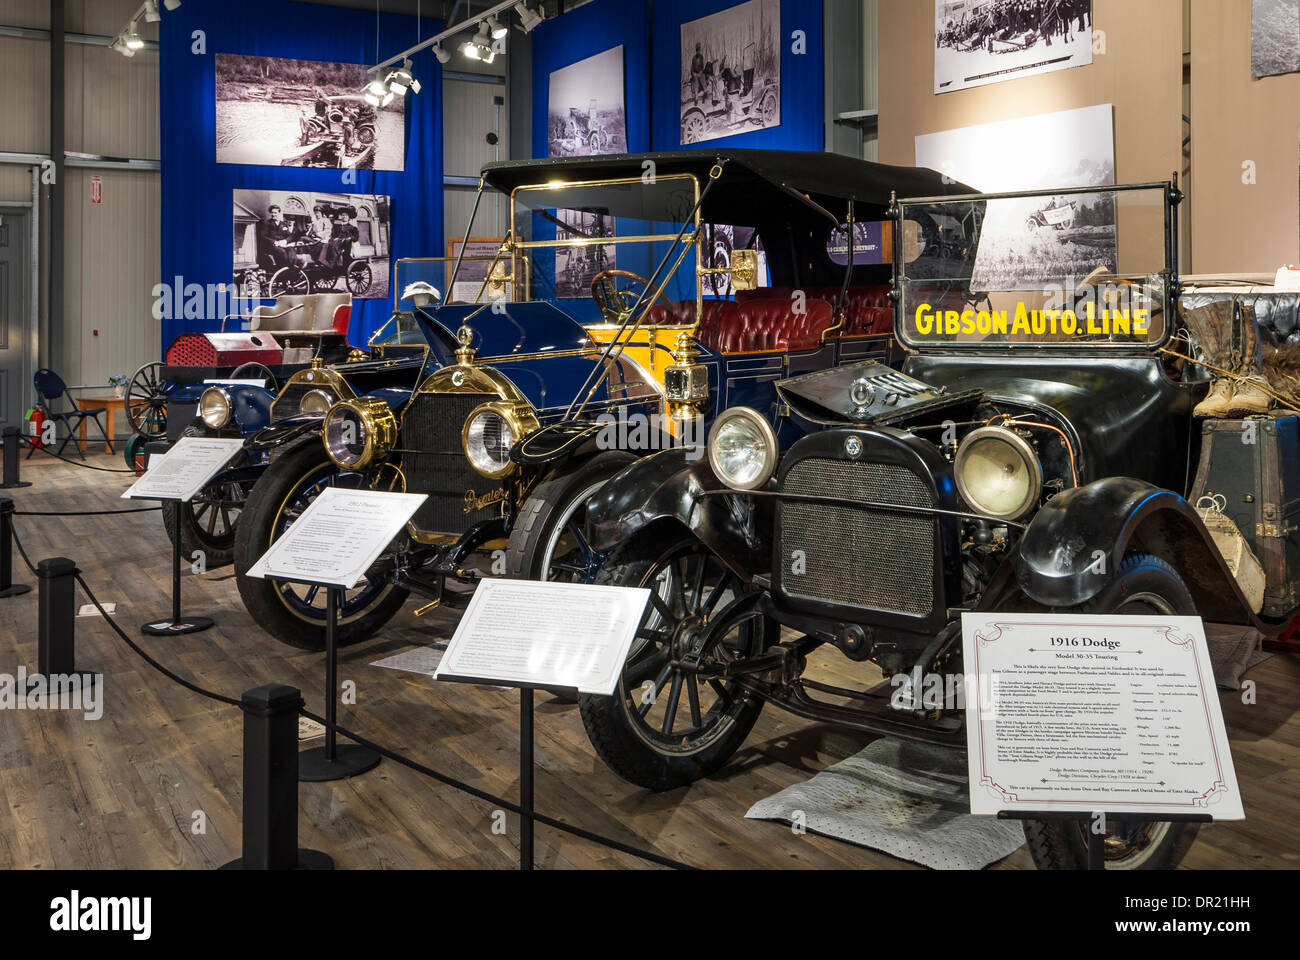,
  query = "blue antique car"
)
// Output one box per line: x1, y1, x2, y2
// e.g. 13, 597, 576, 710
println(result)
229, 149, 971, 650
139, 292, 433, 567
